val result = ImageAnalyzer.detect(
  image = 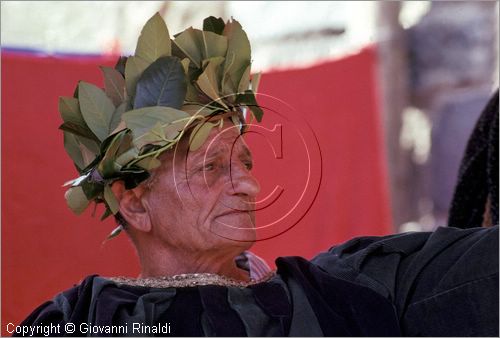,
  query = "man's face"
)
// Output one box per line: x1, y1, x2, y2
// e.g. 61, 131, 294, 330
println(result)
140, 121, 260, 253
